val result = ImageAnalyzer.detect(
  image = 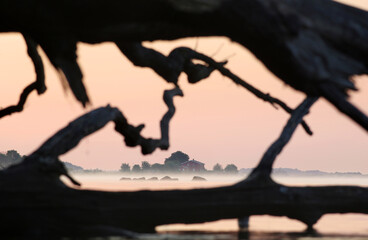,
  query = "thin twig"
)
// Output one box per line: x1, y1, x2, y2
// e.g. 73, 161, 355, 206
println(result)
174, 47, 314, 135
